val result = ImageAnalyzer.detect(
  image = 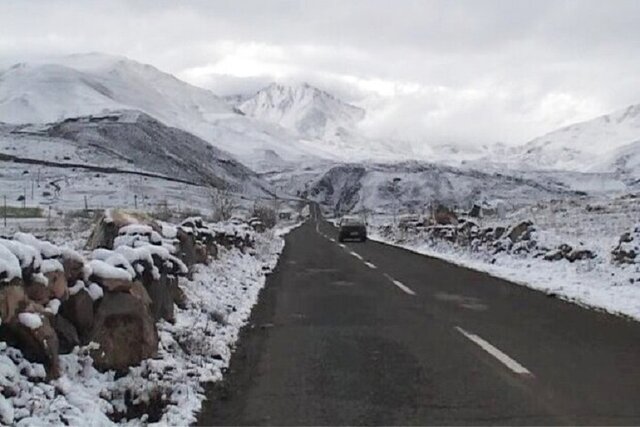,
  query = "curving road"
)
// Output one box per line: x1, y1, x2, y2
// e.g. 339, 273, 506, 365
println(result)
198, 206, 640, 425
